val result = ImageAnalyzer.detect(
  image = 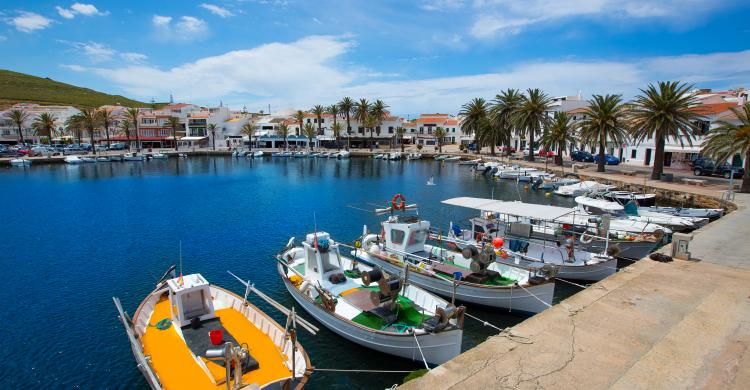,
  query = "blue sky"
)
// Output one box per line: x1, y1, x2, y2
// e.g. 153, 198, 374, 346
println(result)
1, 0, 749, 115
